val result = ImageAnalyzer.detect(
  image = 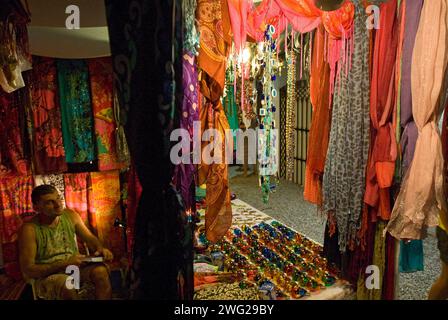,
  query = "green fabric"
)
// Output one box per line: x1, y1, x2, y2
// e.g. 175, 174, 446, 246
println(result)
57, 59, 95, 163
32, 212, 78, 264
224, 85, 239, 149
